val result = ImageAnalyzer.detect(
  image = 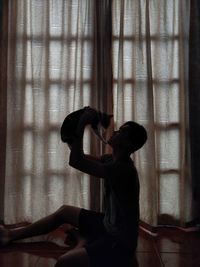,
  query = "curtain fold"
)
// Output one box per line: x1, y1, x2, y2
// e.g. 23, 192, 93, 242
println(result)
112, 0, 191, 226
4, 0, 108, 224
0, 0, 8, 223
1, 0, 196, 228
189, 0, 200, 224
88, 0, 114, 212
